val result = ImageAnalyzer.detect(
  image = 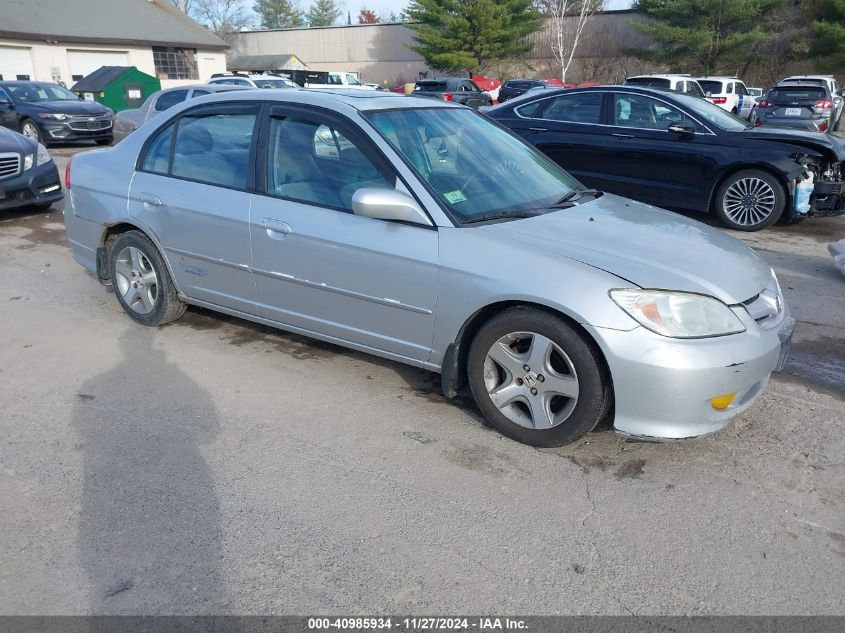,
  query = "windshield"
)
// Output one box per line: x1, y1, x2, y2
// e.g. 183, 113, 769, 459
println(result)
768, 87, 827, 101
6, 83, 79, 102
414, 82, 447, 92
366, 108, 579, 223
698, 80, 723, 94
671, 92, 752, 130
253, 79, 291, 89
